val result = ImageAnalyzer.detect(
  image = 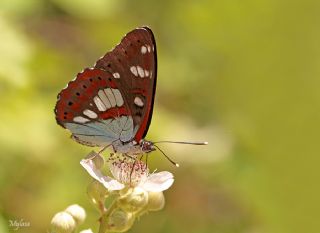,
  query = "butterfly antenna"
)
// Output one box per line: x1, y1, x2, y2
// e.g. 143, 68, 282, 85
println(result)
153, 141, 208, 145
153, 144, 180, 167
